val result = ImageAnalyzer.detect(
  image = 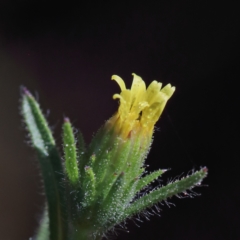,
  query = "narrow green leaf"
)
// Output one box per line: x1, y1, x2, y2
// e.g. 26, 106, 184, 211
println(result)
135, 169, 166, 194
21, 88, 67, 240
123, 168, 208, 220
22, 91, 55, 149
62, 118, 79, 185
104, 168, 208, 231
34, 206, 49, 240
